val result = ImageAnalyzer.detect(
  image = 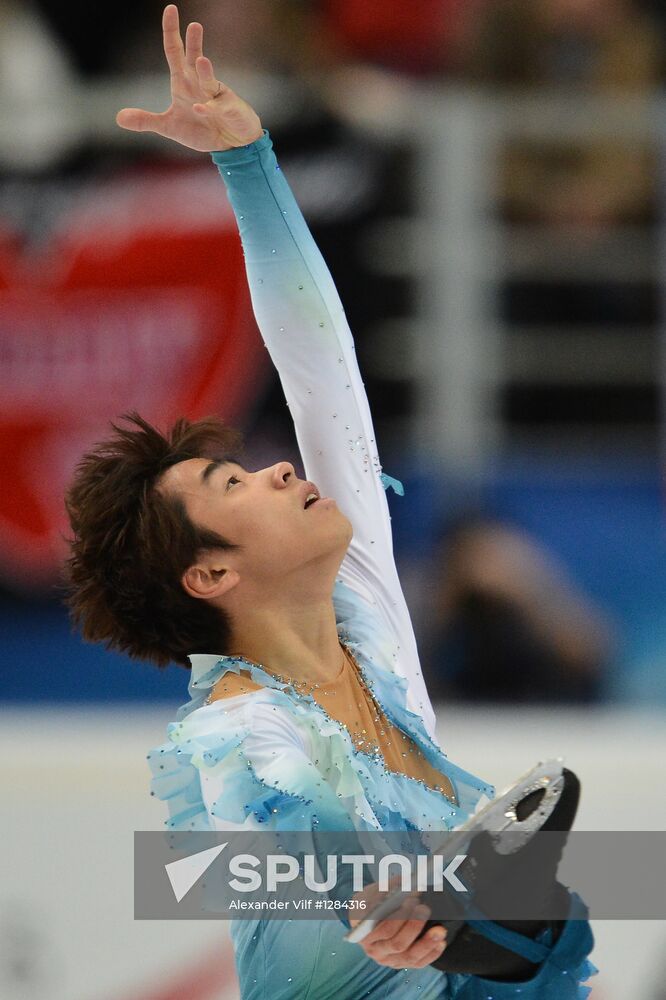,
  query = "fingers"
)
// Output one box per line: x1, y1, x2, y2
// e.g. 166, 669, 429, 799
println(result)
361, 896, 418, 942
349, 882, 416, 930
195, 55, 228, 99
365, 907, 448, 969
364, 899, 427, 949
162, 4, 185, 76
116, 108, 164, 133
185, 21, 203, 70
384, 926, 448, 969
